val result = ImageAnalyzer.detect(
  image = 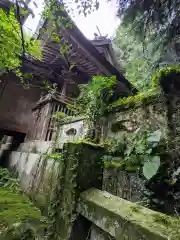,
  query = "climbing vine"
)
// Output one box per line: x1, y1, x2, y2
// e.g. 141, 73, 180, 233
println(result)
0, 168, 21, 192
